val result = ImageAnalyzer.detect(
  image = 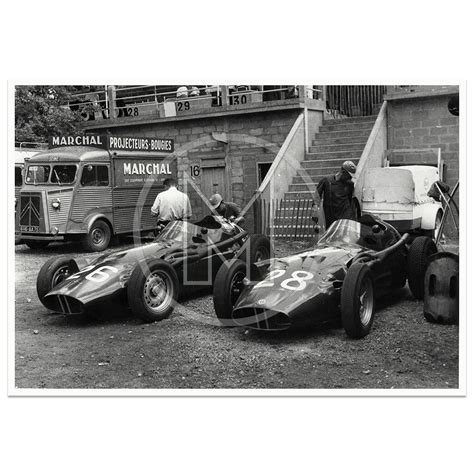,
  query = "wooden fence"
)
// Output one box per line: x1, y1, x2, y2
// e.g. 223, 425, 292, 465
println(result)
326, 86, 387, 117
253, 198, 316, 239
